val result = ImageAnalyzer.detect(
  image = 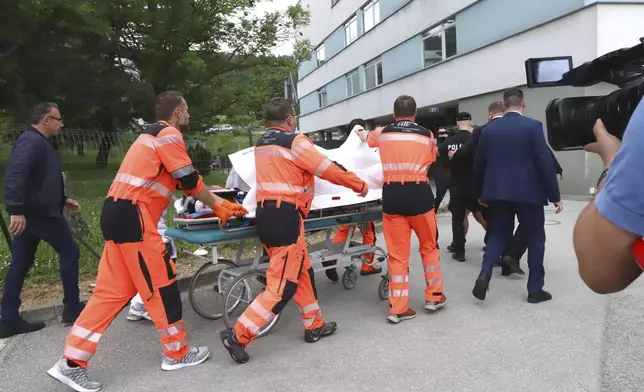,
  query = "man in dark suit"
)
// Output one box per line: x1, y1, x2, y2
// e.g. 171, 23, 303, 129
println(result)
471, 88, 563, 304
501, 154, 563, 273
